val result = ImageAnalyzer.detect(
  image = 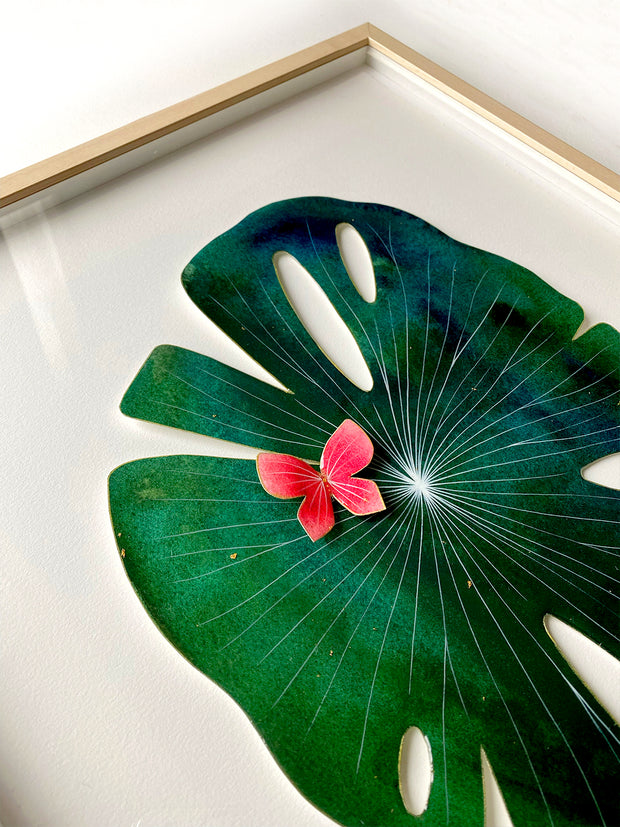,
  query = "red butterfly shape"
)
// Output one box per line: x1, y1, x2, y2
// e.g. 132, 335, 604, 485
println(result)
256, 419, 386, 542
